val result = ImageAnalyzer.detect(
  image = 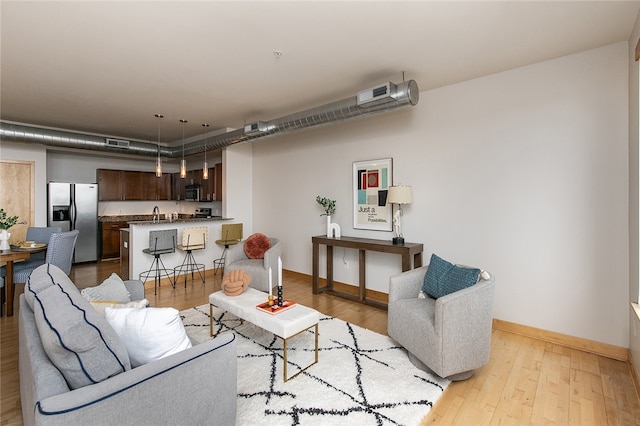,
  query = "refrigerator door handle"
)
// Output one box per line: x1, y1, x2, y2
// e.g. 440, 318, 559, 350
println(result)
70, 193, 76, 230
